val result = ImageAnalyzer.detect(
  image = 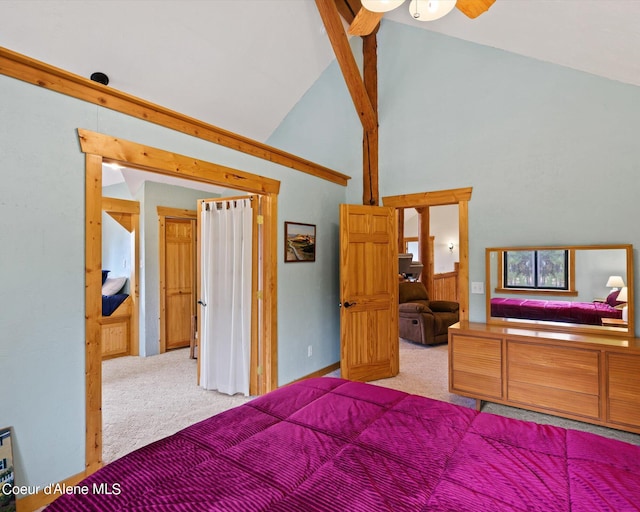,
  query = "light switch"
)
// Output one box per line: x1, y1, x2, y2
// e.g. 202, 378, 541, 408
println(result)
471, 282, 484, 294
